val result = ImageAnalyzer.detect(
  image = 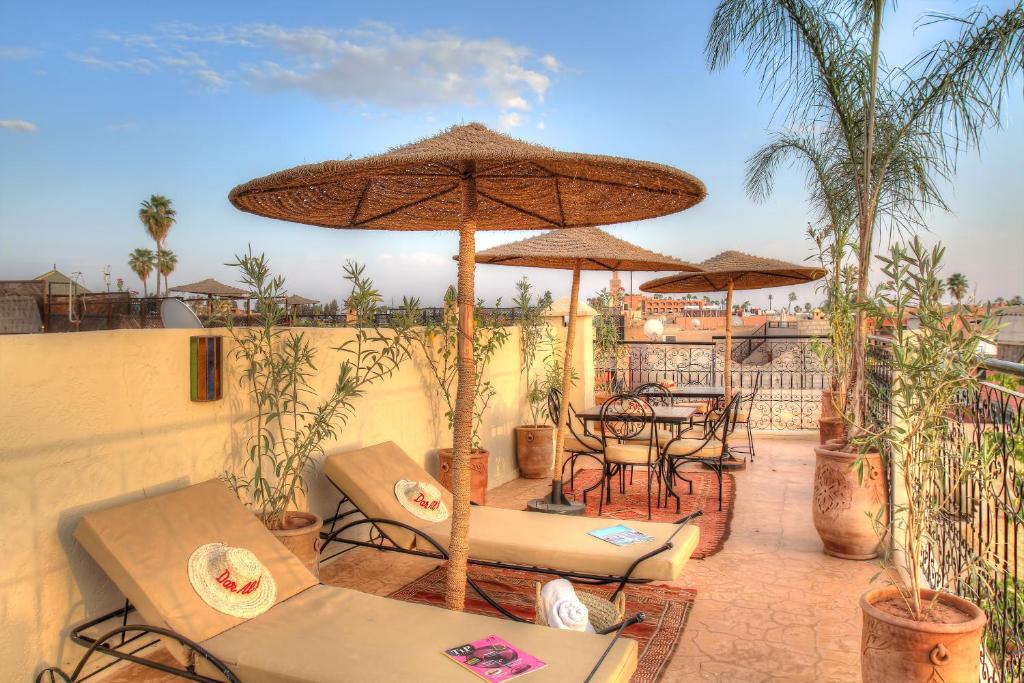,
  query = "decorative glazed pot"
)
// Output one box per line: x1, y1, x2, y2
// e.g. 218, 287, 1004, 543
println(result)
818, 416, 845, 445
515, 425, 553, 479
438, 447, 489, 505
812, 443, 887, 559
860, 586, 986, 683
268, 511, 323, 577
